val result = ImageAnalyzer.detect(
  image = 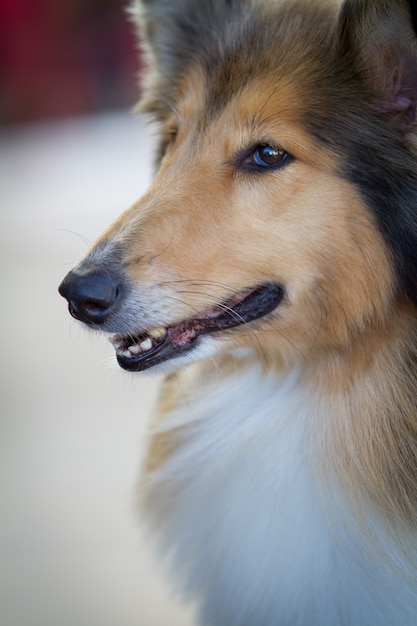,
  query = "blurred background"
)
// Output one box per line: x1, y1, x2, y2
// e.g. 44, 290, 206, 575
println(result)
1, 2, 196, 625
0, 0, 139, 124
